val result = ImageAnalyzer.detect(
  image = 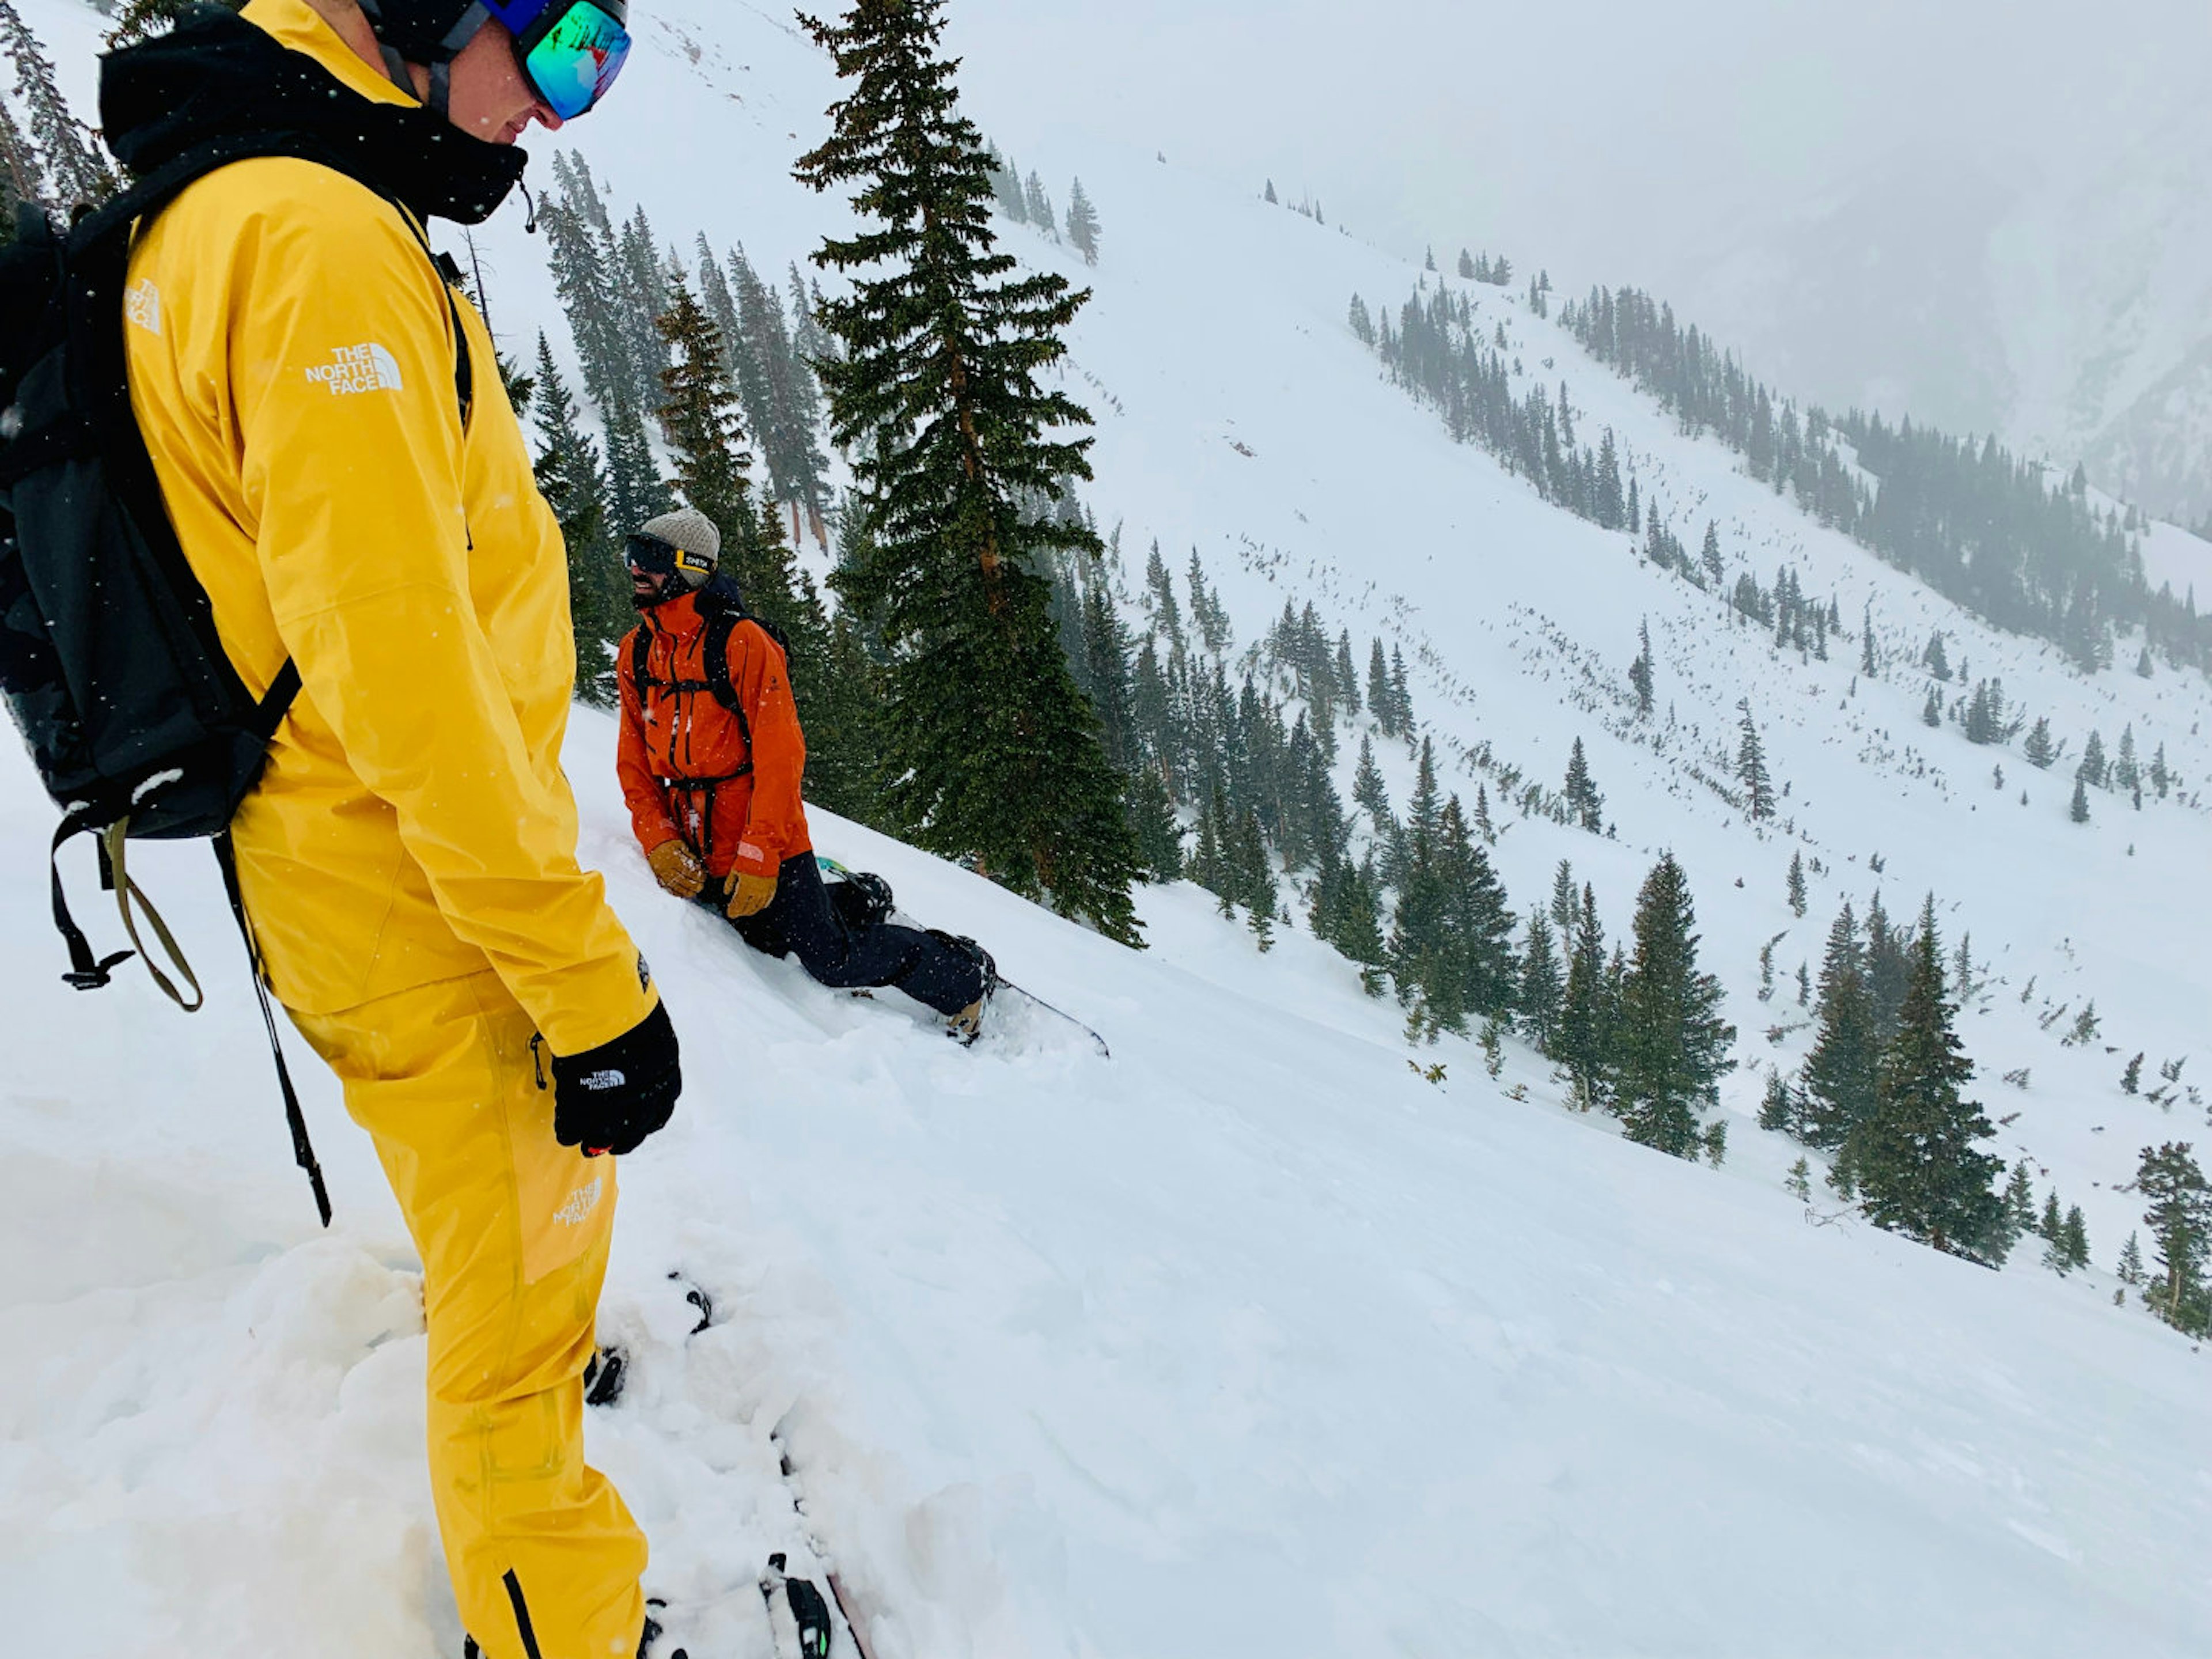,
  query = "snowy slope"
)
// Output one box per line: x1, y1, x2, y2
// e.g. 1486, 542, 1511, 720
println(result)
7, 722, 2212, 1659
6, 0, 2212, 1652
